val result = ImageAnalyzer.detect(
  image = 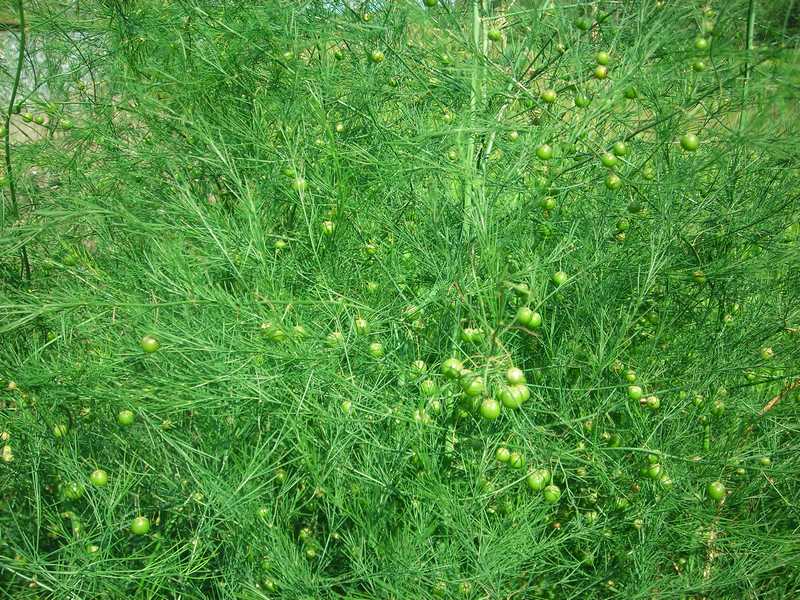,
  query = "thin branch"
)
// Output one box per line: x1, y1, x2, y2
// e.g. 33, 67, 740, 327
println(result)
758, 379, 800, 417
744, 0, 756, 84
3, 0, 31, 280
